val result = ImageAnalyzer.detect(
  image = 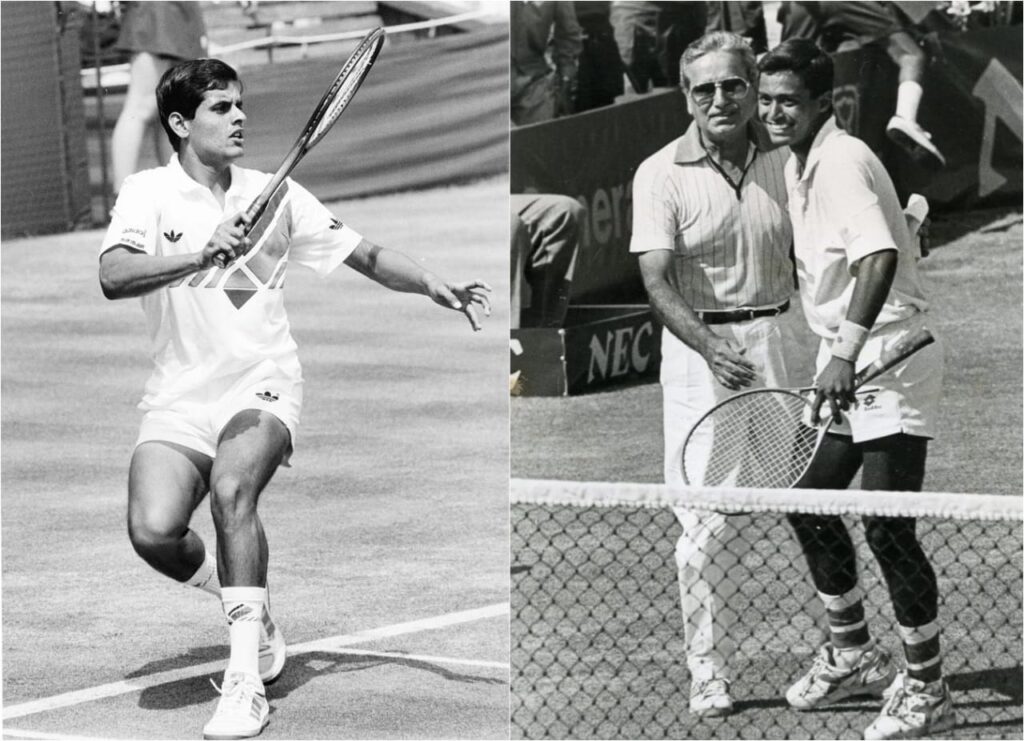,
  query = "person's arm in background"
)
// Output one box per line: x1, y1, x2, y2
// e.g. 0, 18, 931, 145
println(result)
551, 2, 584, 114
